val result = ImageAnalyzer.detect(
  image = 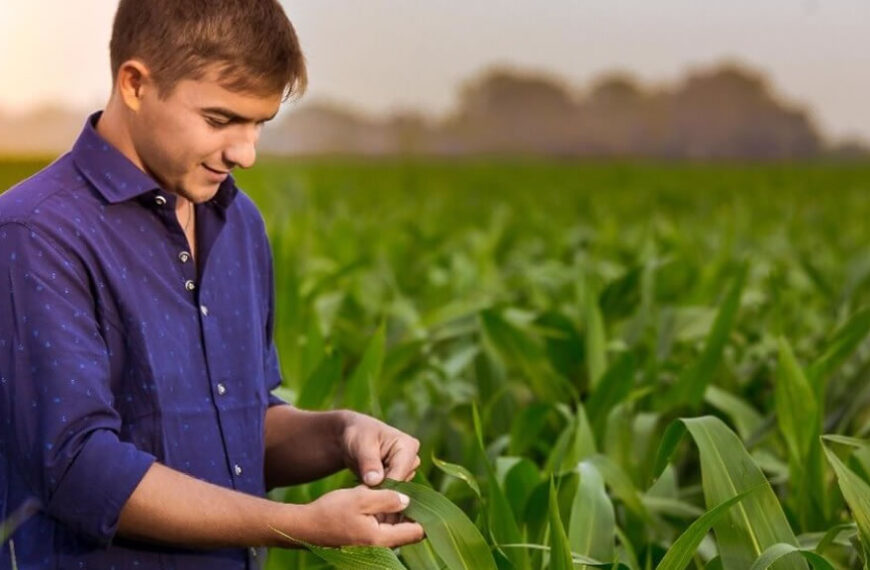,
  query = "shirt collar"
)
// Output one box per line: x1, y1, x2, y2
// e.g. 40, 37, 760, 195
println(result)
71, 110, 238, 211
